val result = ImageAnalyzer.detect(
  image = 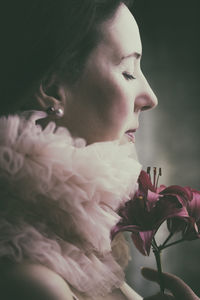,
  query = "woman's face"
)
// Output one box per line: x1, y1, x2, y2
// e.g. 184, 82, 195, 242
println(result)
62, 3, 158, 144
